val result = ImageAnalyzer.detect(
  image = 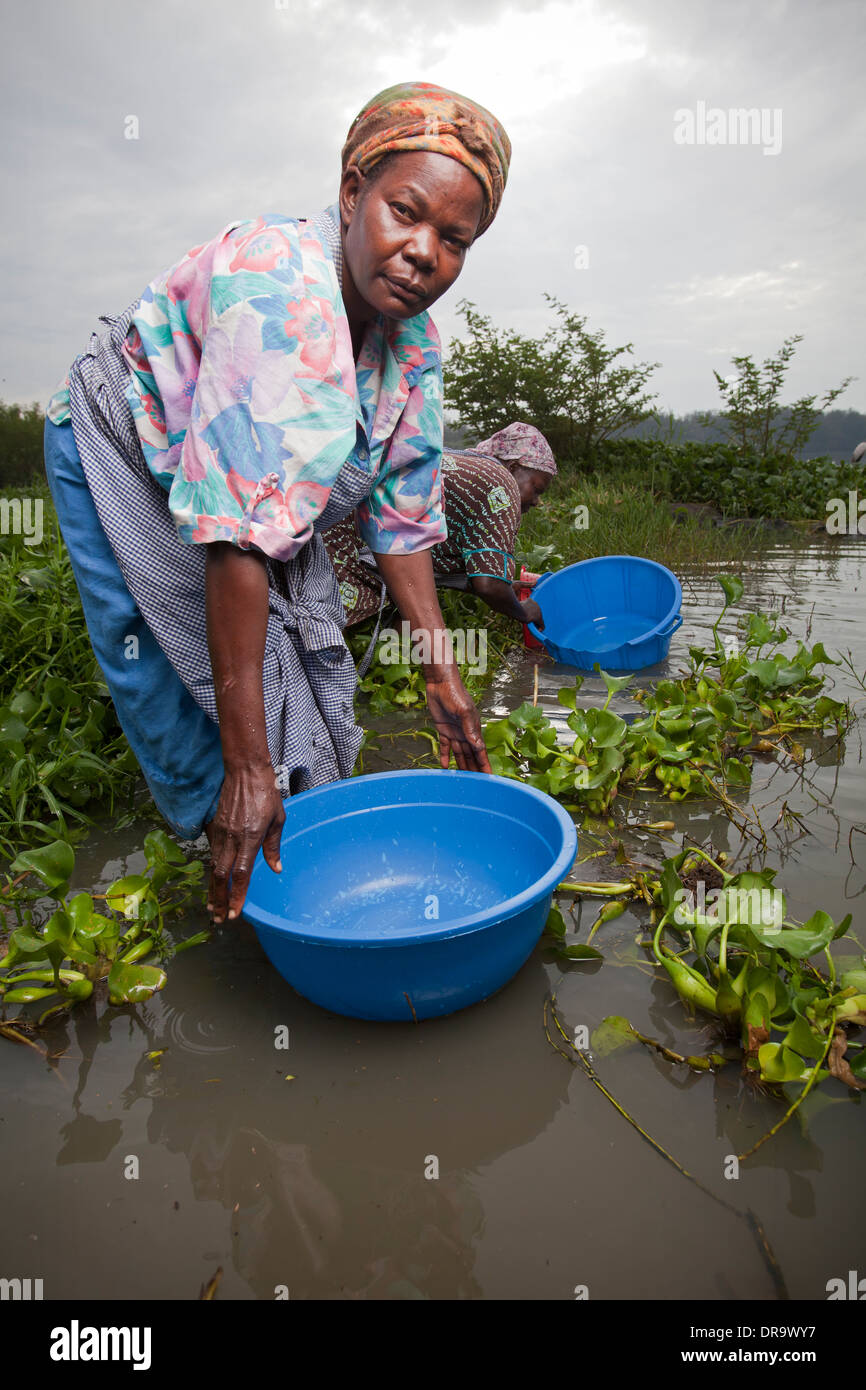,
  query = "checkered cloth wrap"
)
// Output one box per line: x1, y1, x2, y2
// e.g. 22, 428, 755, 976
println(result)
66, 208, 371, 801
